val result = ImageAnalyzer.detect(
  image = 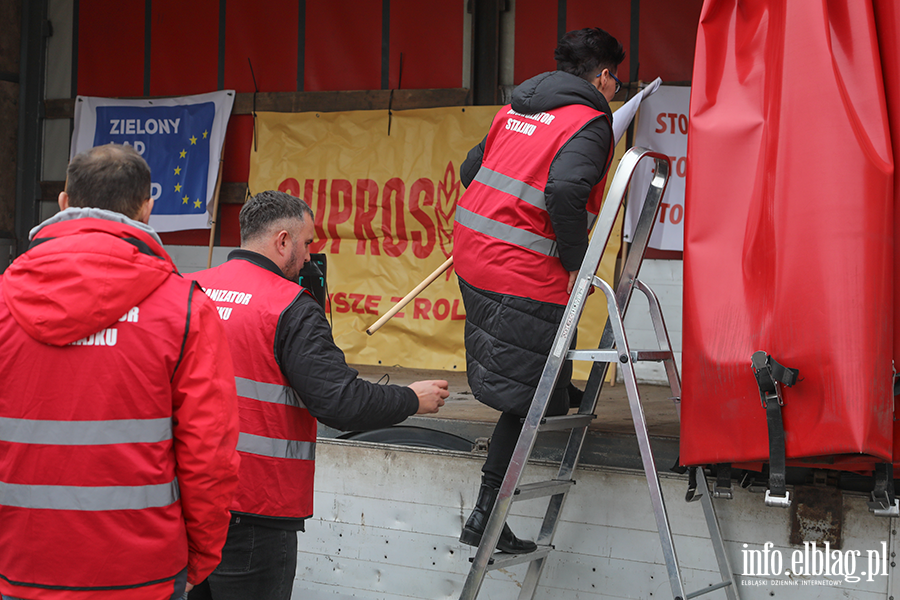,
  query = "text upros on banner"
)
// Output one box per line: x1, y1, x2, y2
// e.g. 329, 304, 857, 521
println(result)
71, 90, 234, 232
249, 107, 625, 372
